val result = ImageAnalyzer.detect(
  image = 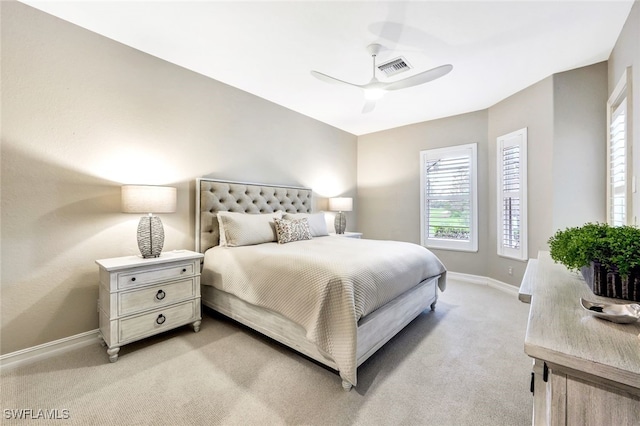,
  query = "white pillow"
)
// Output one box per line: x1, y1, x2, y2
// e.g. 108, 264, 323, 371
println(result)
284, 212, 329, 237
217, 211, 283, 247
